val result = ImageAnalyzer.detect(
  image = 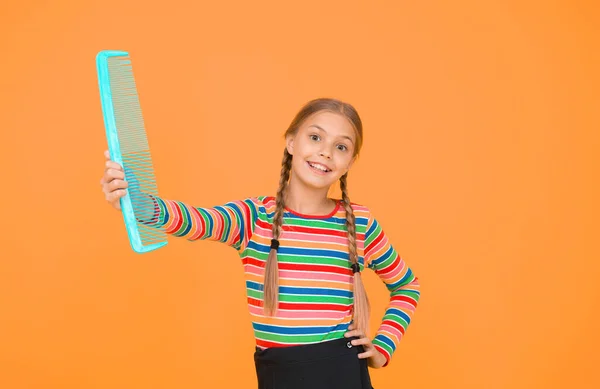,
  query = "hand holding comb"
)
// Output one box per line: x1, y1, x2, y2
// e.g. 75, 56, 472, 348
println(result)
96, 50, 167, 254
